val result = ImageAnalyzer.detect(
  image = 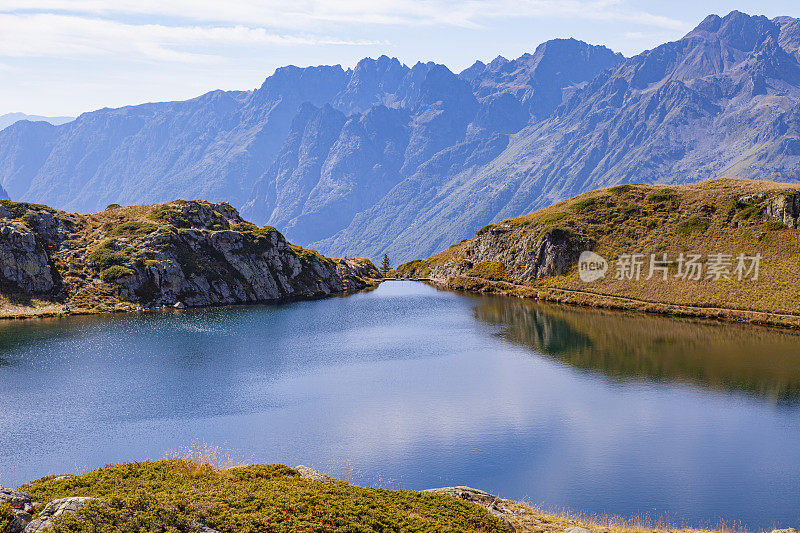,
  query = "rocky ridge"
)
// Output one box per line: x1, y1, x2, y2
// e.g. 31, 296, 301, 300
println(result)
0, 199, 380, 318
